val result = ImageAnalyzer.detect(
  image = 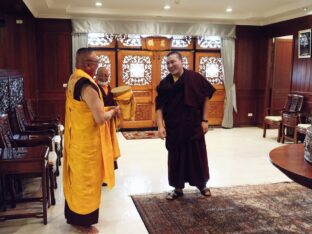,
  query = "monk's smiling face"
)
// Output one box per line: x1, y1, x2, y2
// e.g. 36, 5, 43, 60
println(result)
166, 53, 184, 77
